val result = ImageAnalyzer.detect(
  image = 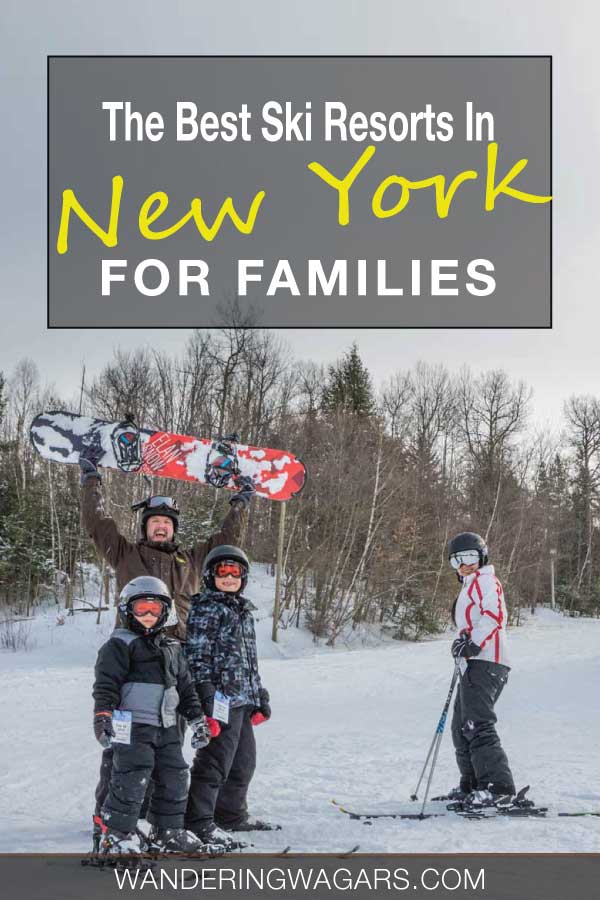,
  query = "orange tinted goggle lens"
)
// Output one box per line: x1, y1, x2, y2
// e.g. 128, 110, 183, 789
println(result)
131, 598, 164, 616
215, 562, 242, 578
